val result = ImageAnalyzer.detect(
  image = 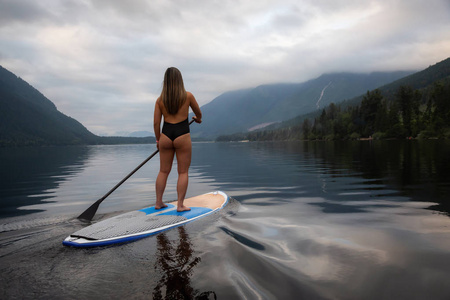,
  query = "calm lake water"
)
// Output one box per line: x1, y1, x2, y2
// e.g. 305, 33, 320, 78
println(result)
1, 141, 450, 299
